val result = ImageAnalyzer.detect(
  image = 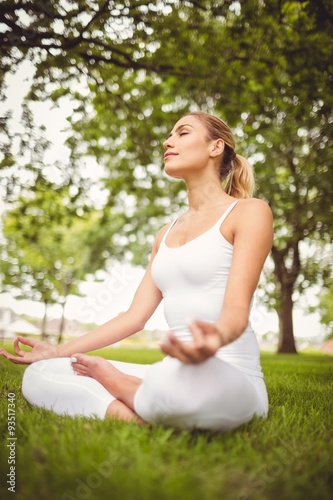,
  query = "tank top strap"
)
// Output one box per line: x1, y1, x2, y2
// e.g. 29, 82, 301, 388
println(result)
161, 201, 239, 245
214, 200, 239, 228
161, 218, 178, 245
